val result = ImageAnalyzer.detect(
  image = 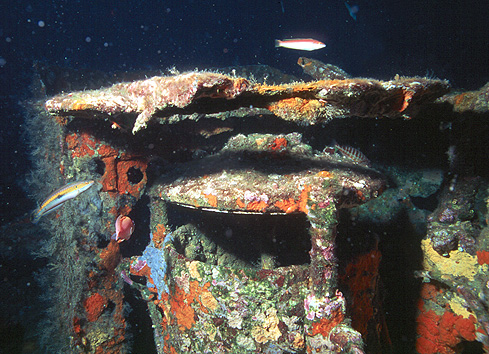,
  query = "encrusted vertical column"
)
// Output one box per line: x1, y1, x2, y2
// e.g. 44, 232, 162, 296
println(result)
149, 197, 171, 248
304, 204, 365, 353
308, 210, 338, 295
142, 197, 172, 354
